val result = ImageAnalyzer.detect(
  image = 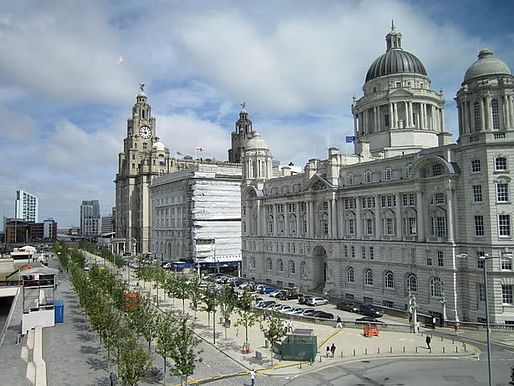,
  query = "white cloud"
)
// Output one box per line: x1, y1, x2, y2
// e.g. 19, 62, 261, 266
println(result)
0, 106, 35, 140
